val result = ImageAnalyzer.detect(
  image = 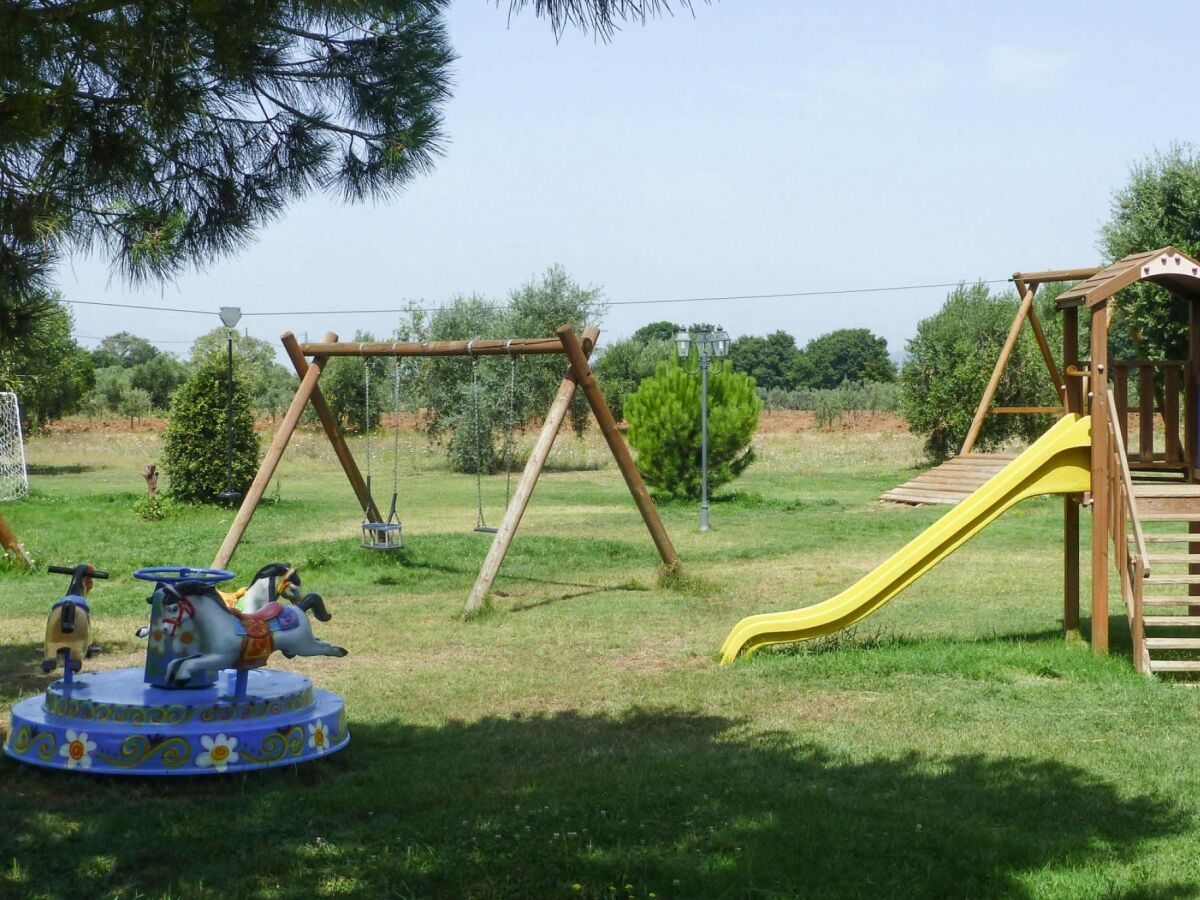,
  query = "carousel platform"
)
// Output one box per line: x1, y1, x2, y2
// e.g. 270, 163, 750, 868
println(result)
4, 667, 347, 775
